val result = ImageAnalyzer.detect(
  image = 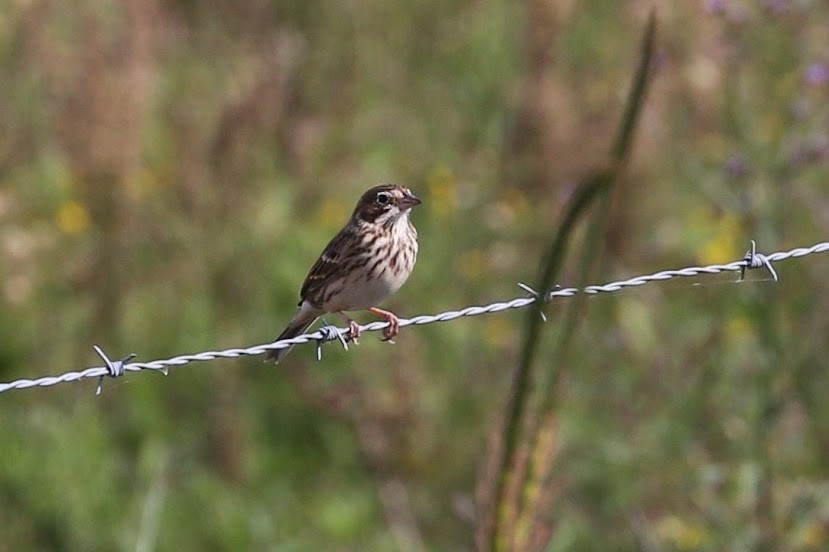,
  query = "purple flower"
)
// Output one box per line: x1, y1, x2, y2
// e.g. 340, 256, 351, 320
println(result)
705, 0, 727, 15
804, 64, 829, 86
764, 0, 790, 16
725, 154, 749, 179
